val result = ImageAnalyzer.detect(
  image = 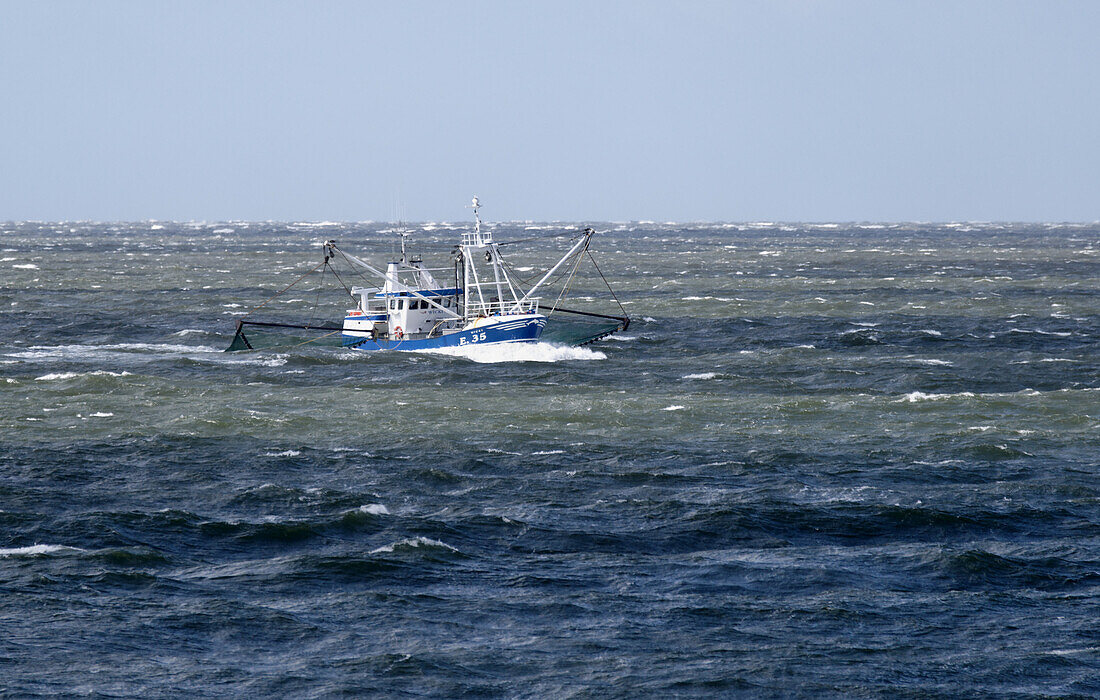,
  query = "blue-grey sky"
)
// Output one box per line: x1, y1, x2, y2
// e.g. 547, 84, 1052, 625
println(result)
2, 1, 1098, 222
